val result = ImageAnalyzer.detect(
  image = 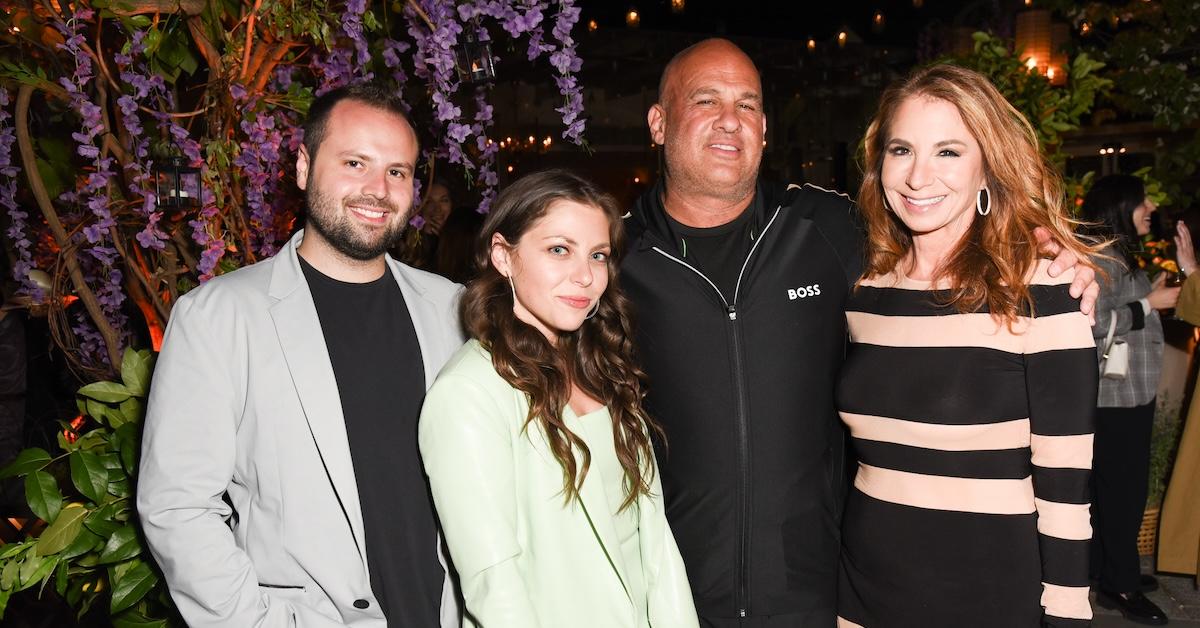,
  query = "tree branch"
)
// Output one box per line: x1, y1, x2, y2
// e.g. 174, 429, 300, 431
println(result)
240, 0, 264, 80
15, 85, 124, 370
187, 16, 222, 72
108, 0, 206, 17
